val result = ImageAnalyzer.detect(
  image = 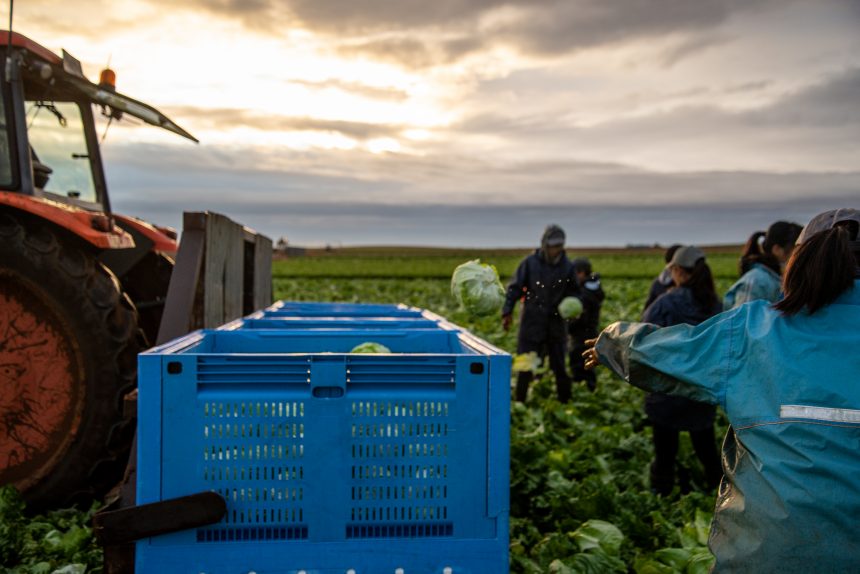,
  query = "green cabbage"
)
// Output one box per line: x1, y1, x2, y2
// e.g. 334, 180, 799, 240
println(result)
558, 296, 583, 319
451, 259, 506, 316
350, 342, 391, 354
